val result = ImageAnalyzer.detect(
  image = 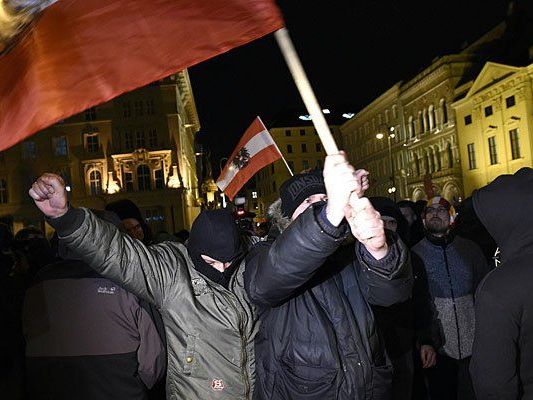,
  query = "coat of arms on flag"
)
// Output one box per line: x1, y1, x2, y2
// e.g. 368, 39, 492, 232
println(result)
217, 117, 283, 200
